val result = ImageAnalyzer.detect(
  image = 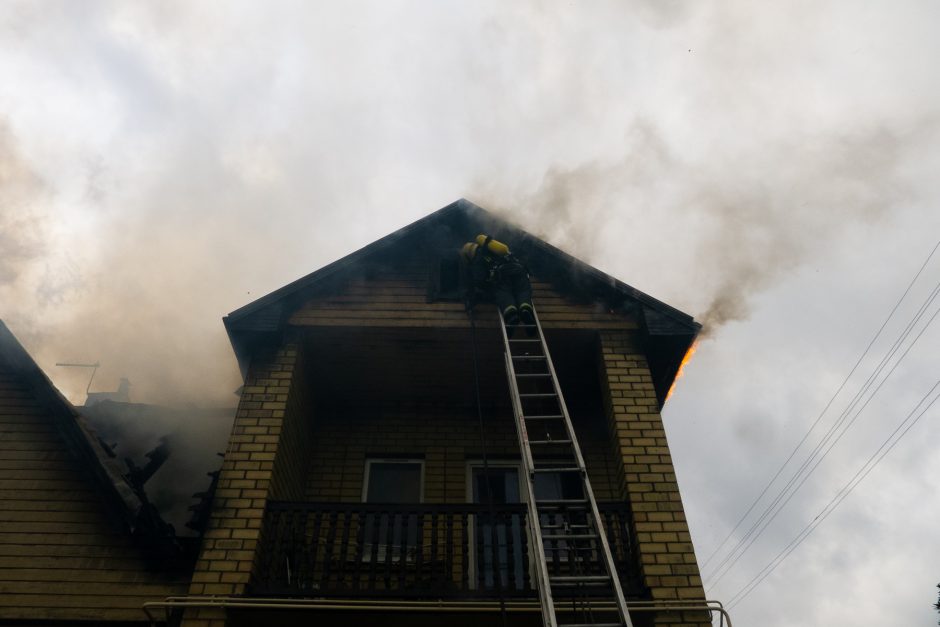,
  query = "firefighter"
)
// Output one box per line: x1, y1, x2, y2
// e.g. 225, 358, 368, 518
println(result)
461, 234, 534, 332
